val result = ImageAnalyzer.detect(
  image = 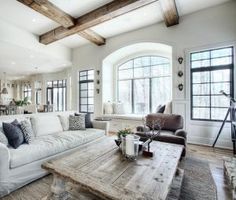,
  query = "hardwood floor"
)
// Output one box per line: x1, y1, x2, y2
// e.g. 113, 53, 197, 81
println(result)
187, 144, 234, 200
1, 143, 234, 200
